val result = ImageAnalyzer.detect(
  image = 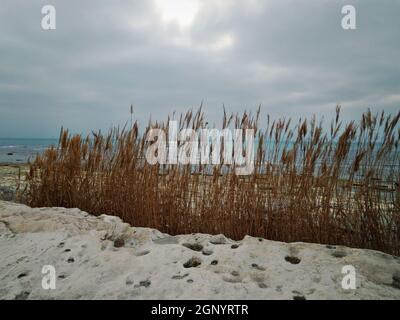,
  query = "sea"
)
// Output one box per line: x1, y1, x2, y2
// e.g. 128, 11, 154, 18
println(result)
0, 138, 58, 164
0, 138, 398, 180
